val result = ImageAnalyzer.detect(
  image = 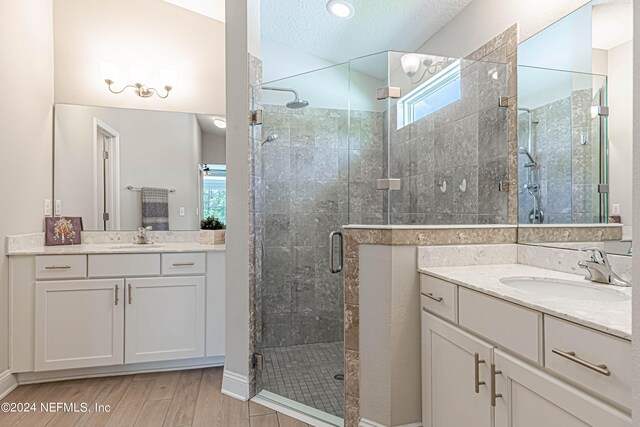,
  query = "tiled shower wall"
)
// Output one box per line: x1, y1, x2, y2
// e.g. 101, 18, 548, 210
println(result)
387, 59, 511, 224
258, 105, 384, 348
517, 88, 601, 224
